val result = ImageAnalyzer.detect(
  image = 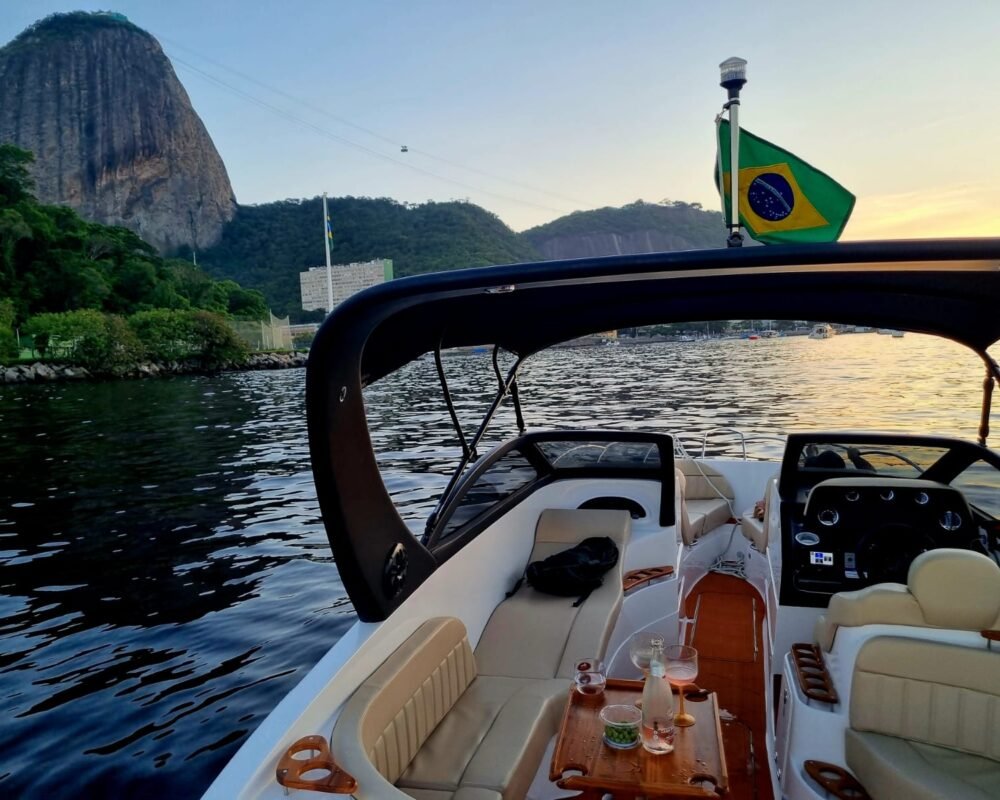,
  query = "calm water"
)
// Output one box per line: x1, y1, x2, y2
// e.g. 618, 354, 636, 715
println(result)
0, 333, 995, 797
